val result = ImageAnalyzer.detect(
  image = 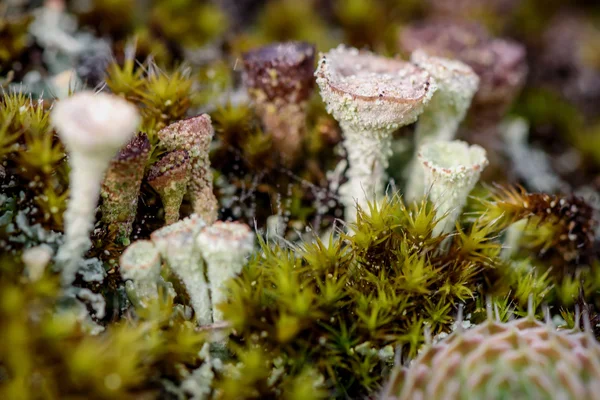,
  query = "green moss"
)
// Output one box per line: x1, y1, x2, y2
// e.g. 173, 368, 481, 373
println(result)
221, 195, 505, 396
